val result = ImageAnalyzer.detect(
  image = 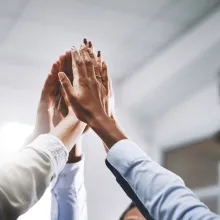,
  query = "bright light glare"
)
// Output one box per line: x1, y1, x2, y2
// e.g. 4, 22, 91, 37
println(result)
0, 122, 33, 164
0, 122, 51, 220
